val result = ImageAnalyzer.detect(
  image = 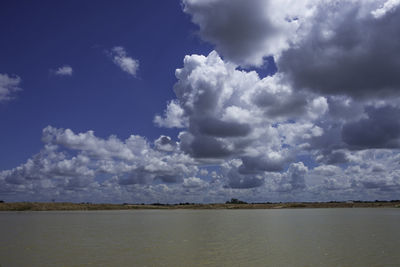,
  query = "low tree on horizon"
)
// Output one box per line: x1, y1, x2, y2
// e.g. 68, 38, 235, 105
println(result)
226, 198, 247, 204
